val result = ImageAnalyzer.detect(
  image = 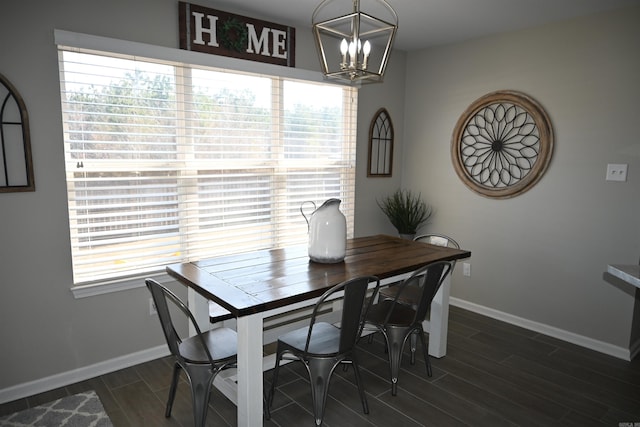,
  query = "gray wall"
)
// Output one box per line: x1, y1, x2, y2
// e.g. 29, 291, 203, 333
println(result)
401, 6, 640, 351
0, 0, 638, 398
0, 0, 404, 394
